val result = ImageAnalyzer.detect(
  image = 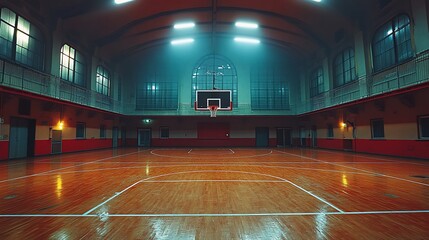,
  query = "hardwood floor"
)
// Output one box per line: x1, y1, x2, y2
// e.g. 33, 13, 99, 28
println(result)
0, 148, 428, 239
